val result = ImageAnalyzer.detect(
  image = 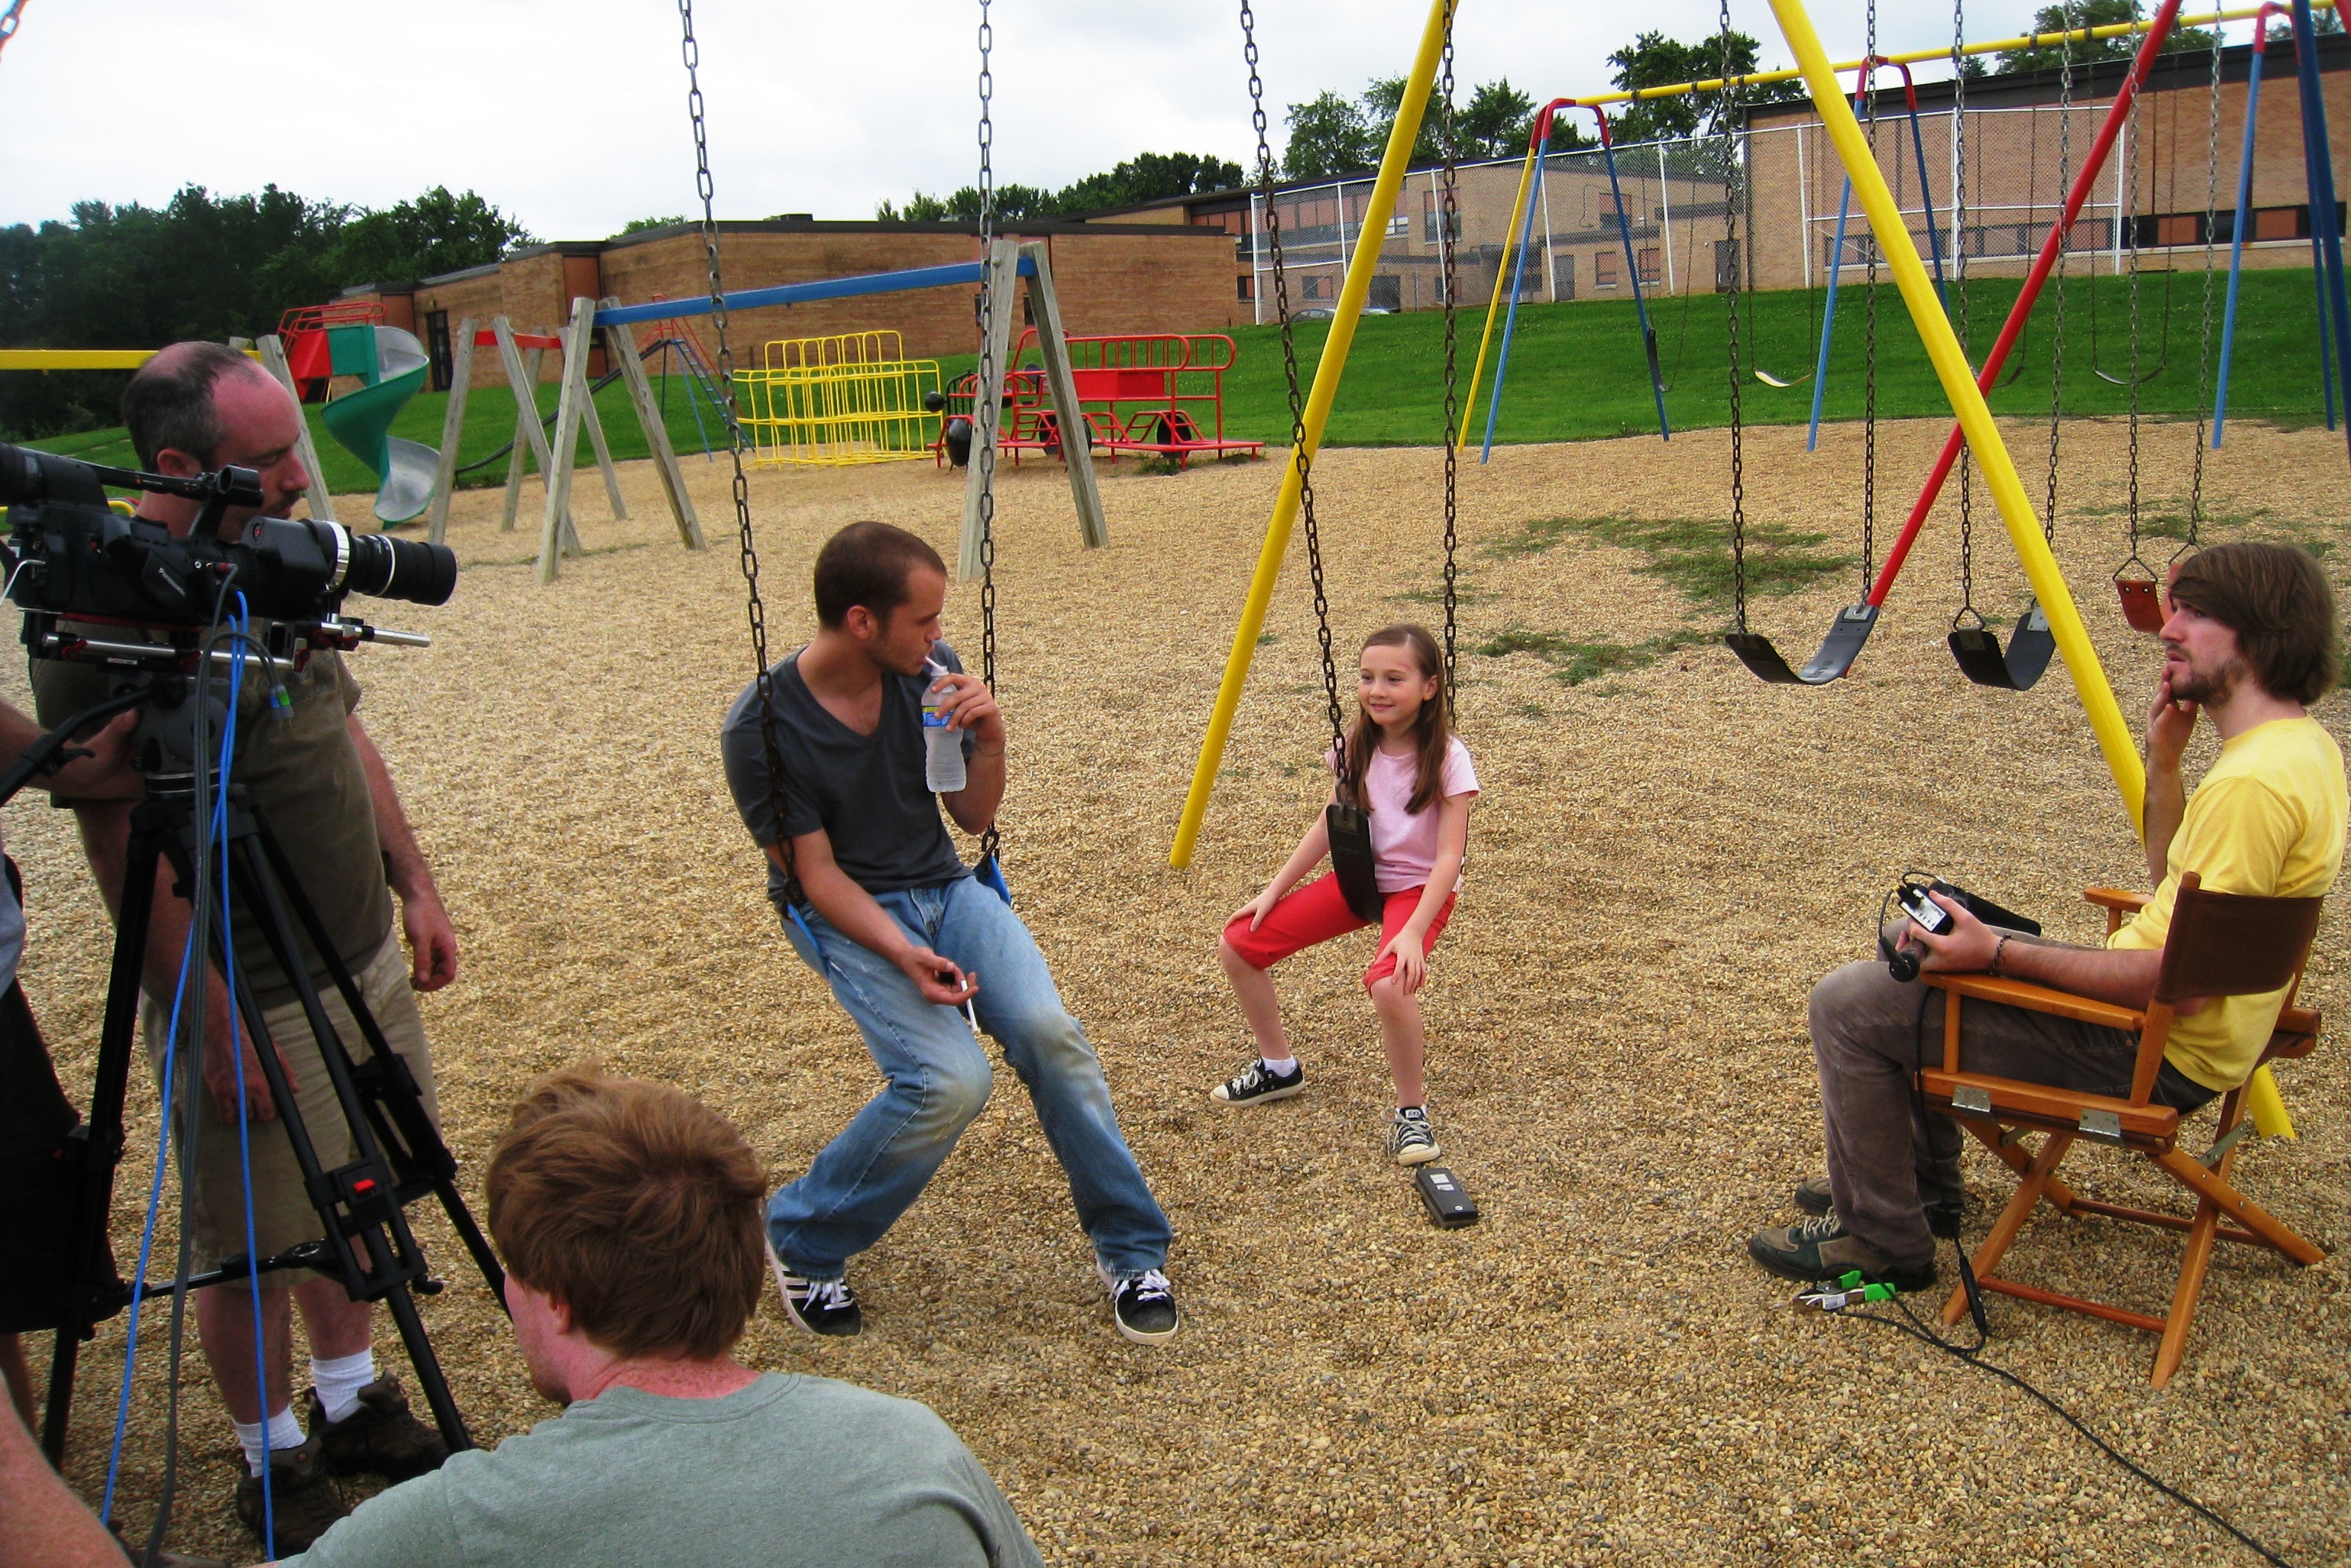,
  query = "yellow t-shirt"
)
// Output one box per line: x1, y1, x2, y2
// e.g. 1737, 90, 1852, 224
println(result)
2109, 716, 2348, 1091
